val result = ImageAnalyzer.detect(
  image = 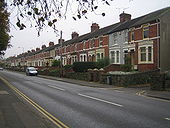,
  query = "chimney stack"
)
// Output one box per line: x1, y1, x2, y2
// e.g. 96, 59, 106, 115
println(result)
91, 23, 99, 32
36, 48, 40, 51
31, 49, 35, 52
119, 12, 131, 23
41, 45, 46, 49
58, 39, 65, 44
49, 42, 54, 47
71, 32, 79, 39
